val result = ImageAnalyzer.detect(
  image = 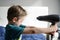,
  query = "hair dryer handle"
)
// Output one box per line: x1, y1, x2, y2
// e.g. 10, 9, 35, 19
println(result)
51, 21, 55, 25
